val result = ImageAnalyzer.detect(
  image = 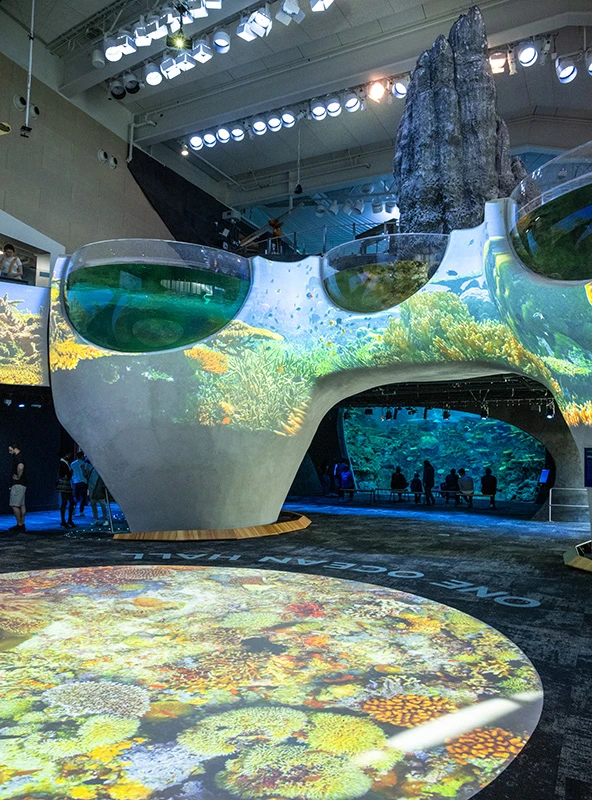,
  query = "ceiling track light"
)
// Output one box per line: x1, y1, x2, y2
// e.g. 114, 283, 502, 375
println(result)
146, 13, 167, 40
344, 90, 361, 112
160, 55, 182, 80
249, 4, 273, 37
237, 15, 257, 41
104, 36, 122, 62
311, 0, 334, 10
212, 29, 231, 53
133, 16, 151, 47
123, 71, 140, 93
310, 98, 327, 120
277, 0, 306, 25
326, 96, 342, 117
368, 80, 386, 102
187, 0, 209, 19
203, 131, 217, 147
517, 40, 539, 67
489, 50, 506, 74
191, 36, 213, 63
251, 116, 267, 135
189, 134, 203, 150
586, 48, 592, 75
108, 78, 126, 100
144, 62, 163, 86
391, 75, 409, 98
205, 0, 223, 8
116, 29, 137, 56
555, 56, 578, 83
175, 52, 197, 71
267, 112, 282, 132
216, 127, 231, 144
231, 124, 245, 141
180, 142, 189, 156
507, 47, 517, 75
